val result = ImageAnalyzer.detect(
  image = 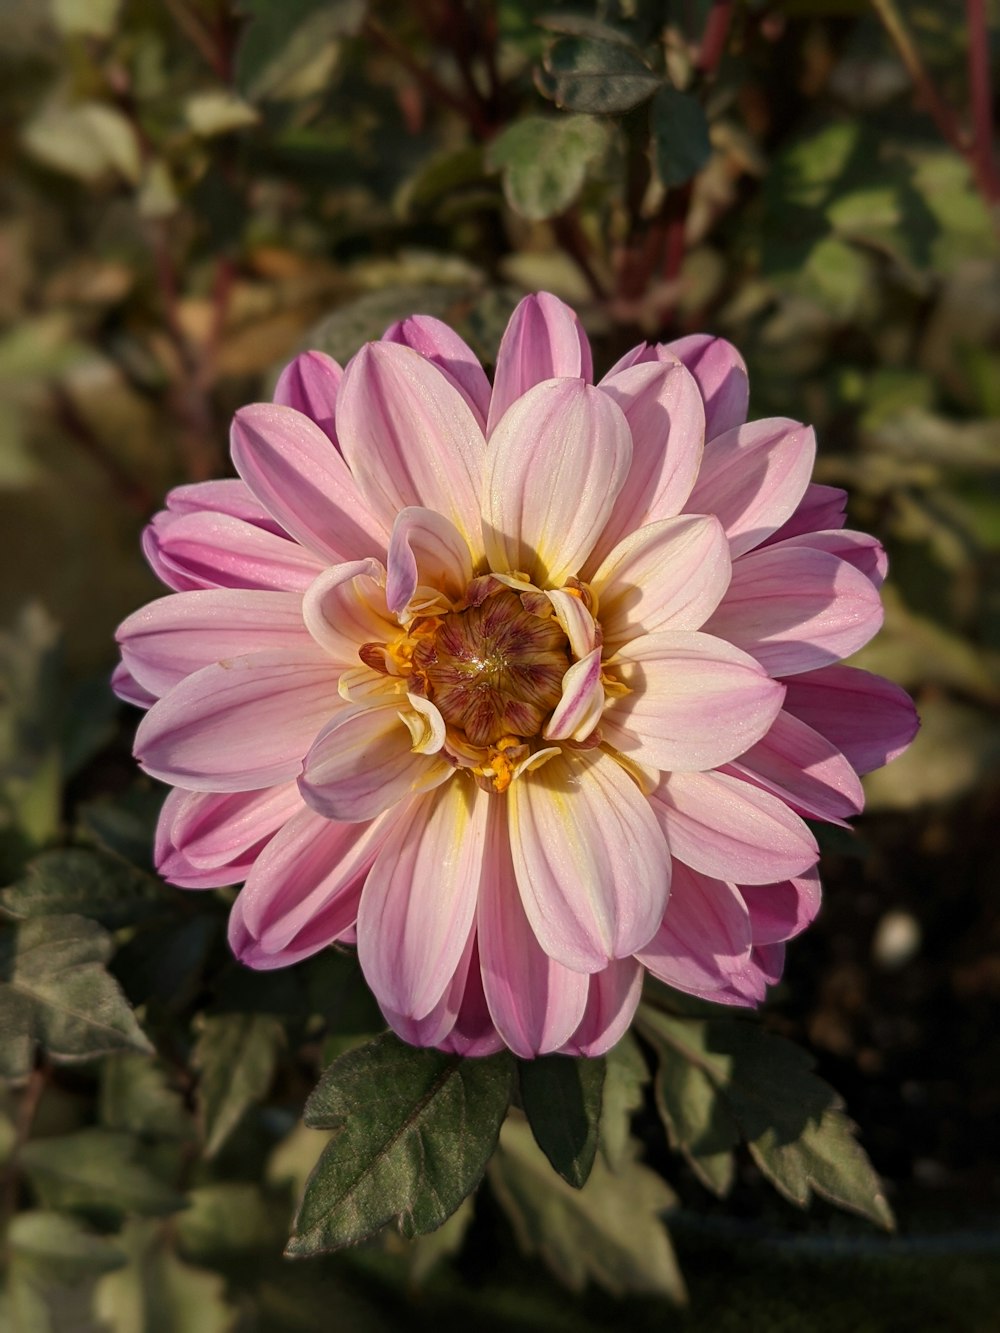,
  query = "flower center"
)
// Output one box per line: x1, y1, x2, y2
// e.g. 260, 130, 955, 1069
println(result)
410, 588, 570, 746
